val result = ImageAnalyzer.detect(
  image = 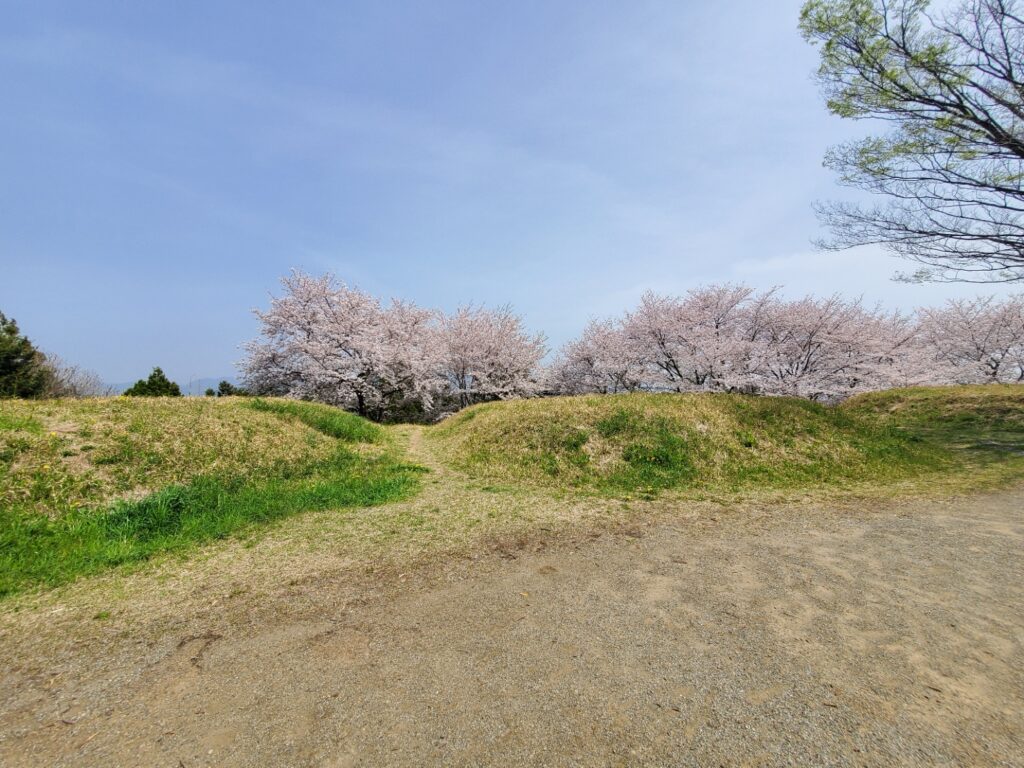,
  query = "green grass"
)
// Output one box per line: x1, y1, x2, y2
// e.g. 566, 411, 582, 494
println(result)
429, 389, 1024, 497
3, 385, 1023, 599
246, 397, 382, 443
0, 411, 42, 433
0, 450, 420, 597
844, 384, 1024, 454
0, 396, 350, 516
0, 397, 421, 597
